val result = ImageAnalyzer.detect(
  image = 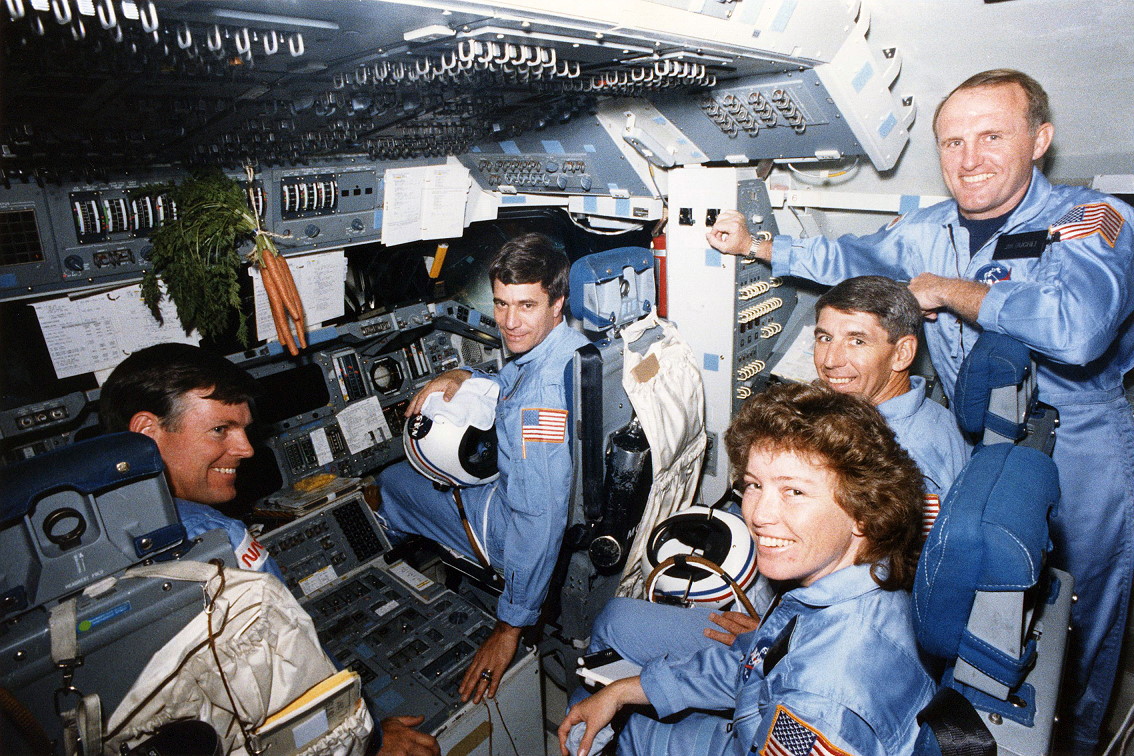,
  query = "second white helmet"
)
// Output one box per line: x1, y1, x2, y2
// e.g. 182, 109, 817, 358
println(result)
642, 506, 758, 609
